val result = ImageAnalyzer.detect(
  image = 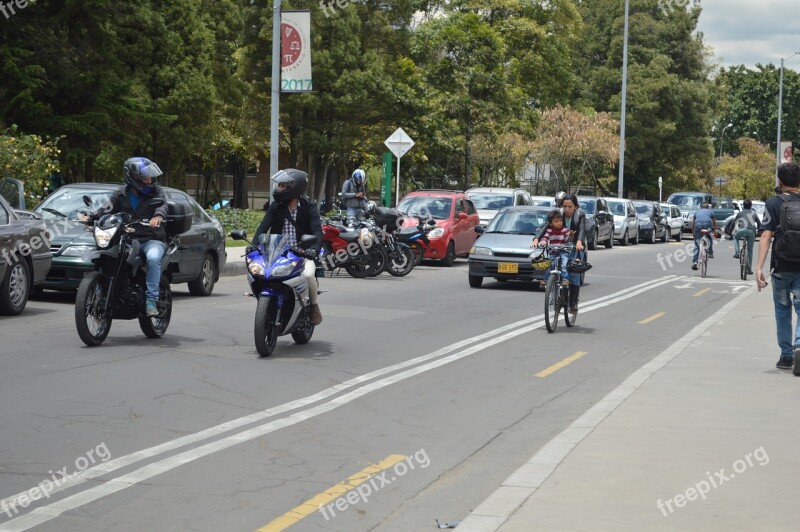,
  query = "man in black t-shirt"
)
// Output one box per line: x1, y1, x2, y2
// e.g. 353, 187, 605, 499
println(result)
756, 162, 800, 370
